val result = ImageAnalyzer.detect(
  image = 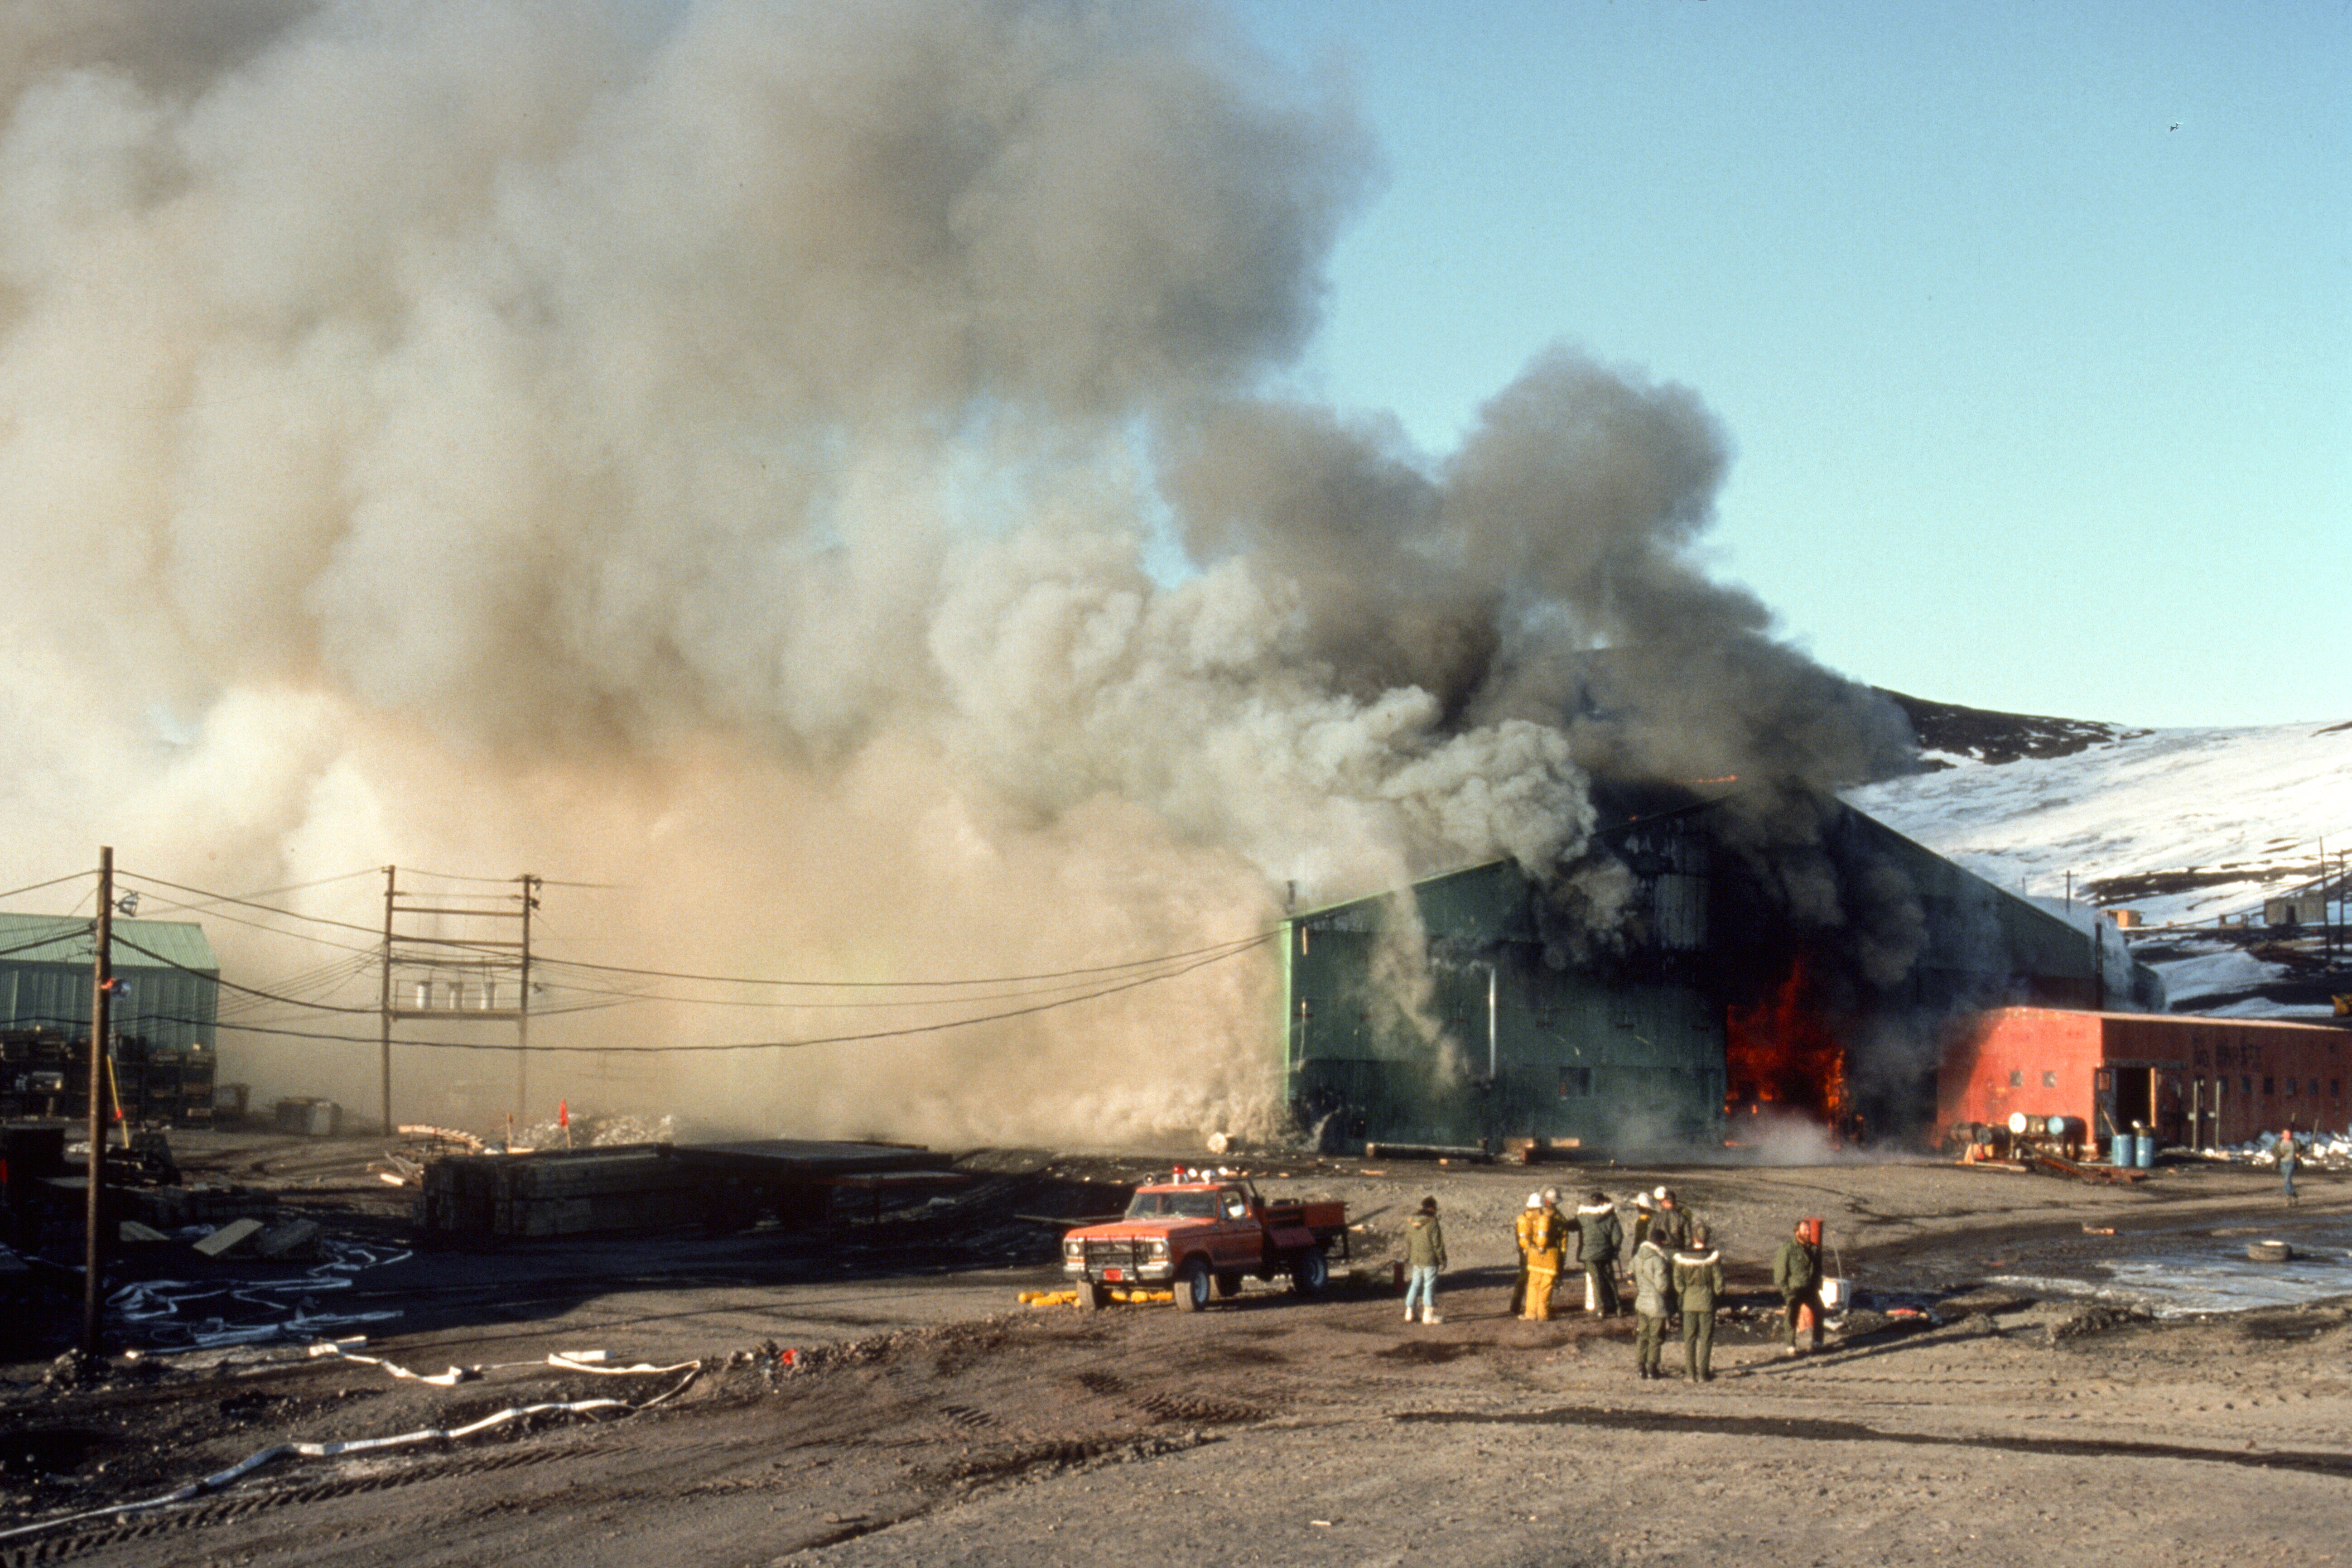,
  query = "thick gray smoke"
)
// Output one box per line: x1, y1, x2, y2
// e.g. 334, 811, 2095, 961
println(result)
0, 0, 1905, 1145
